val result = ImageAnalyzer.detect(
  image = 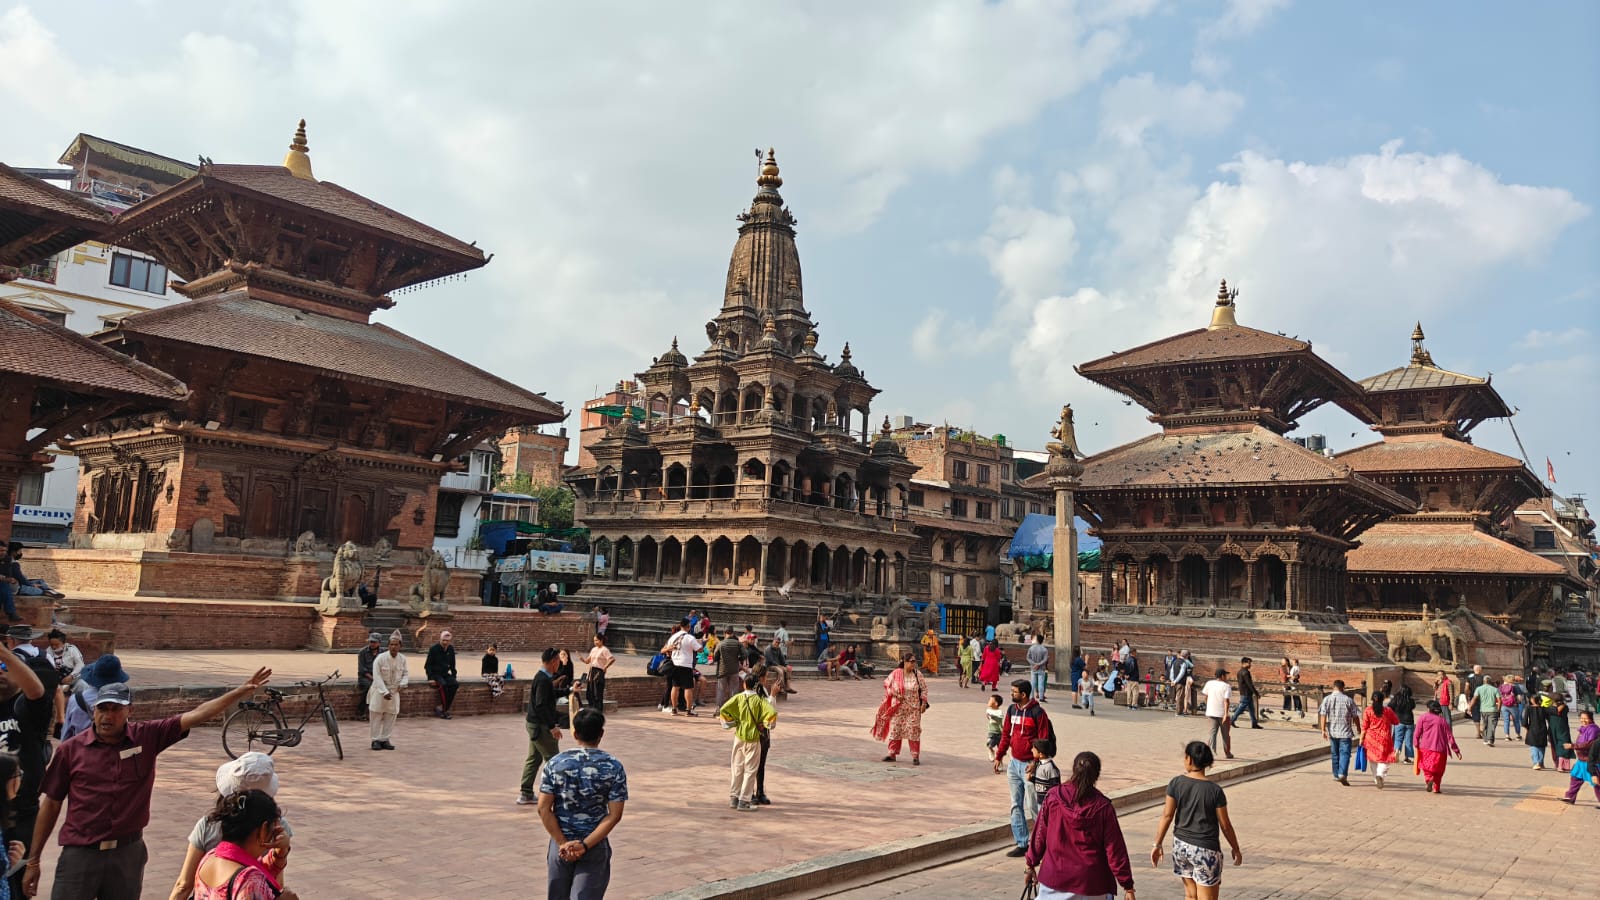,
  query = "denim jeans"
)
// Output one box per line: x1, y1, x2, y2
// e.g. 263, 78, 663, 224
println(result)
0, 581, 14, 619
1391, 723, 1415, 760
1031, 668, 1048, 701
1503, 707, 1522, 738
1530, 746, 1545, 766
1230, 696, 1259, 727
1006, 757, 1031, 848
1329, 736, 1353, 778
